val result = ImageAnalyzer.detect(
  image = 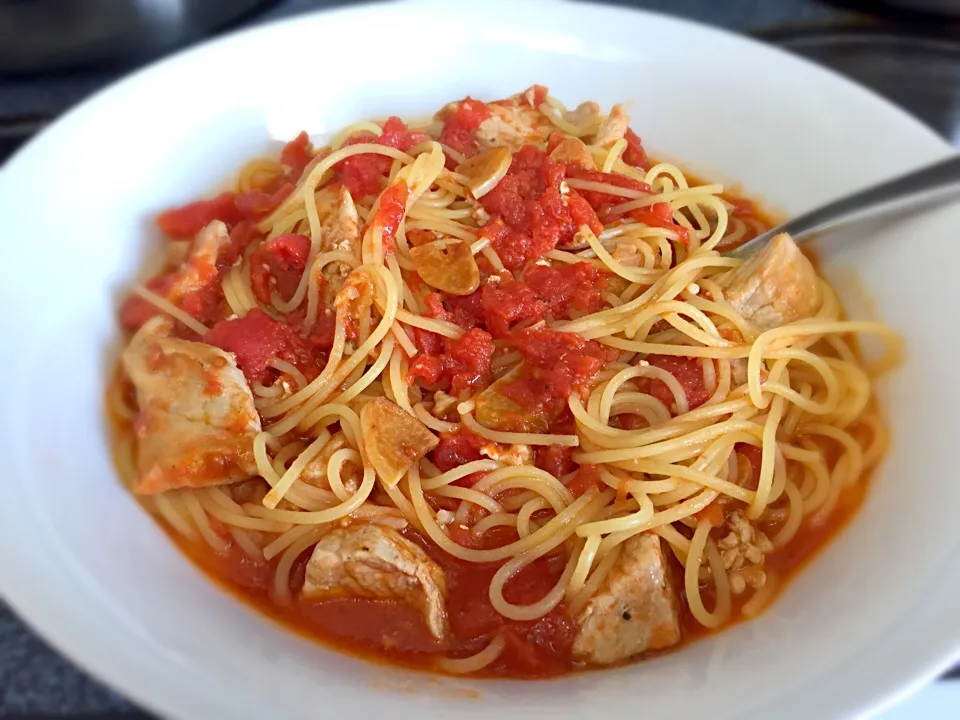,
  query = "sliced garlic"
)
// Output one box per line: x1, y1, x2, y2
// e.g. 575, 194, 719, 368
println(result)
360, 397, 438, 487
456, 146, 512, 199
409, 238, 480, 296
